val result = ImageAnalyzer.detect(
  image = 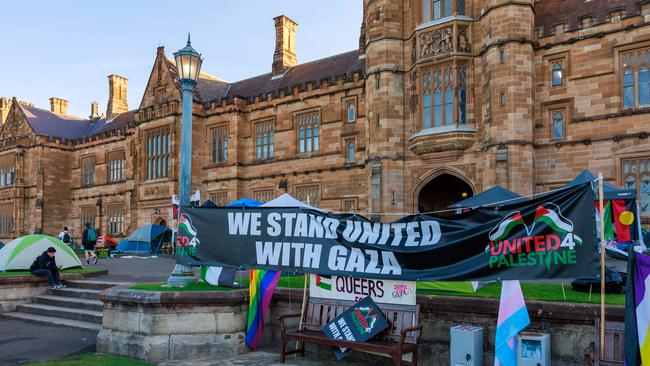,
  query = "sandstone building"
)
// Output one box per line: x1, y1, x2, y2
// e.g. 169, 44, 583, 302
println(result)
1, 0, 650, 243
